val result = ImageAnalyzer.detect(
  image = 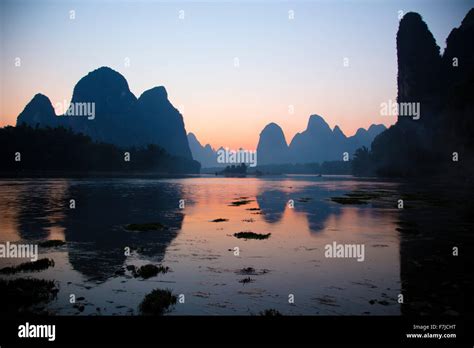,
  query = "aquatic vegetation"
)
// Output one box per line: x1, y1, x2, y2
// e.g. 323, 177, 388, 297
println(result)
0, 258, 55, 274
39, 240, 66, 247
238, 277, 255, 284
210, 218, 229, 222
237, 267, 269, 275
0, 278, 58, 313
139, 289, 177, 315
314, 295, 339, 307
233, 231, 271, 240
259, 309, 282, 316
369, 299, 390, 306
229, 200, 253, 206
73, 303, 85, 312
125, 222, 166, 231
135, 264, 170, 279
192, 291, 211, 298
240, 267, 256, 274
